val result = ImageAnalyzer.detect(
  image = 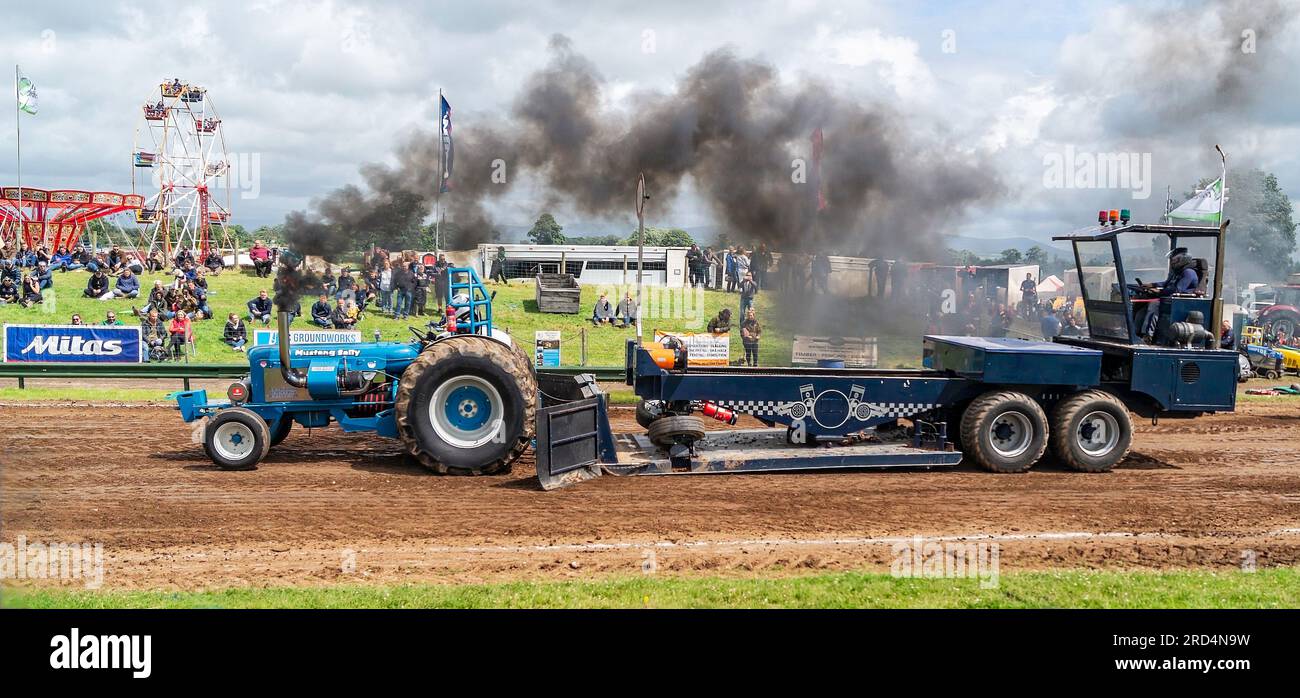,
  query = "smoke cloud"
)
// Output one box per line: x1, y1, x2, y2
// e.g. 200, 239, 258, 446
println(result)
280, 34, 1002, 290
